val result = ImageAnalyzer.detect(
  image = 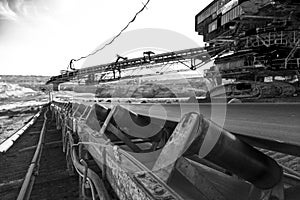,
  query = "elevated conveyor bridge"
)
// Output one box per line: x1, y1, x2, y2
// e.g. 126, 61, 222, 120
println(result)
47, 47, 210, 90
